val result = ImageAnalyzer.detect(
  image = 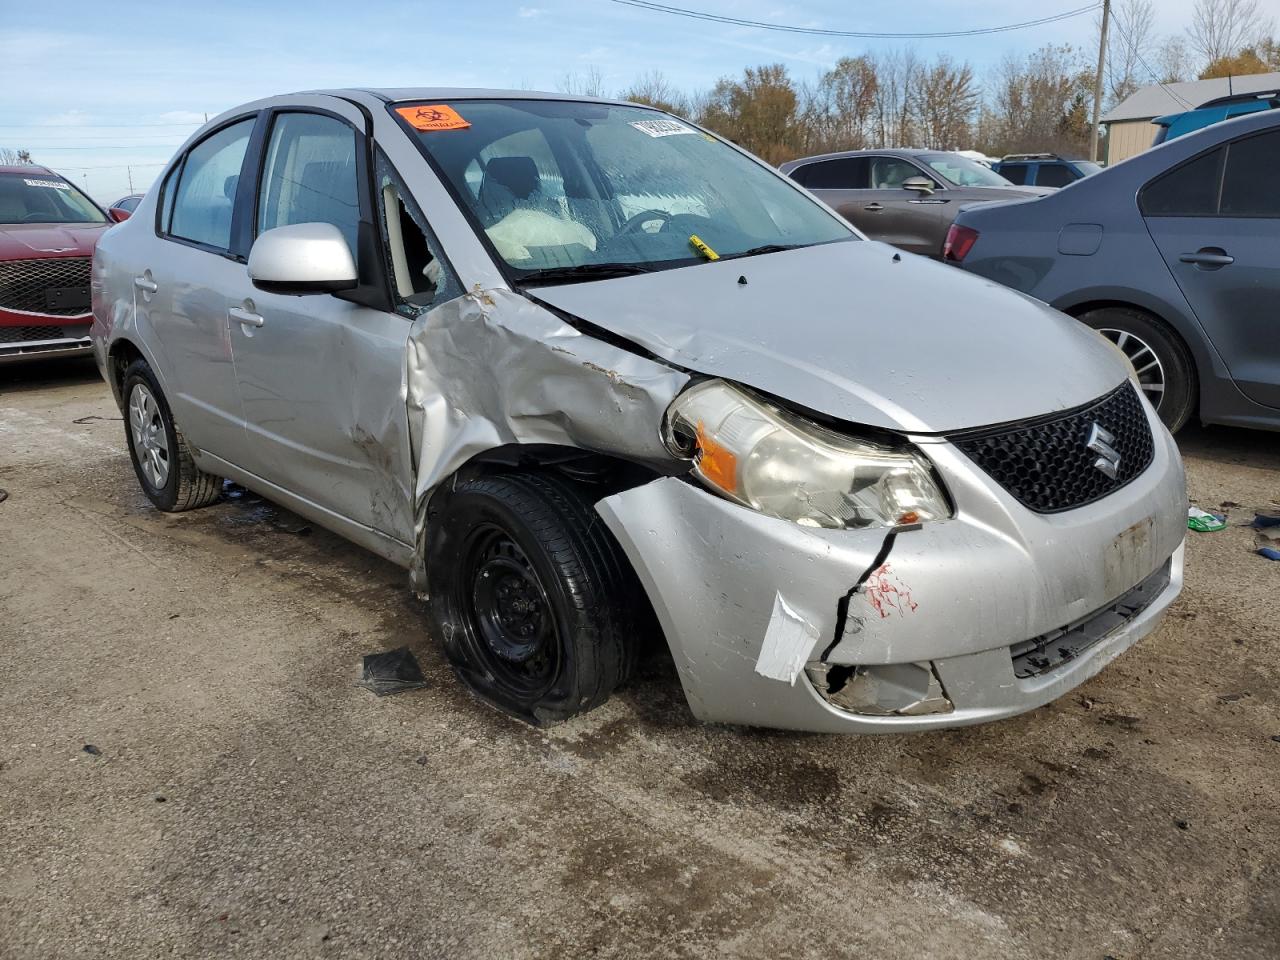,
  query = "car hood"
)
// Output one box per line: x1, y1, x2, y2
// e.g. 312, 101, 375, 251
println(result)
0, 222, 109, 259
529, 240, 1128, 434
